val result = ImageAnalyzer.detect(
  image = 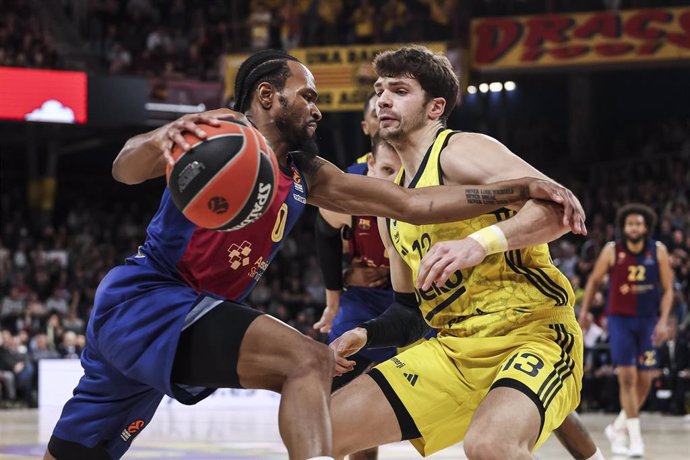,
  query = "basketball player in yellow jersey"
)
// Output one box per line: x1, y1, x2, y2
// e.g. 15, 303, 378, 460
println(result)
329, 46, 604, 460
